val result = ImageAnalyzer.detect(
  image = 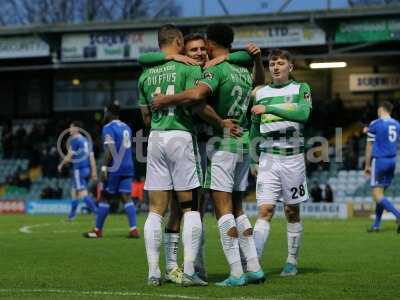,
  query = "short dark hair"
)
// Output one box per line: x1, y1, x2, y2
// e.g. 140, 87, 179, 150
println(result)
70, 121, 83, 128
158, 24, 182, 48
267, 49, 293, 63
379, 101, 393, 113
184, 33, 205, 45
106, 102, 120, 117
206, 23, 234, 49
